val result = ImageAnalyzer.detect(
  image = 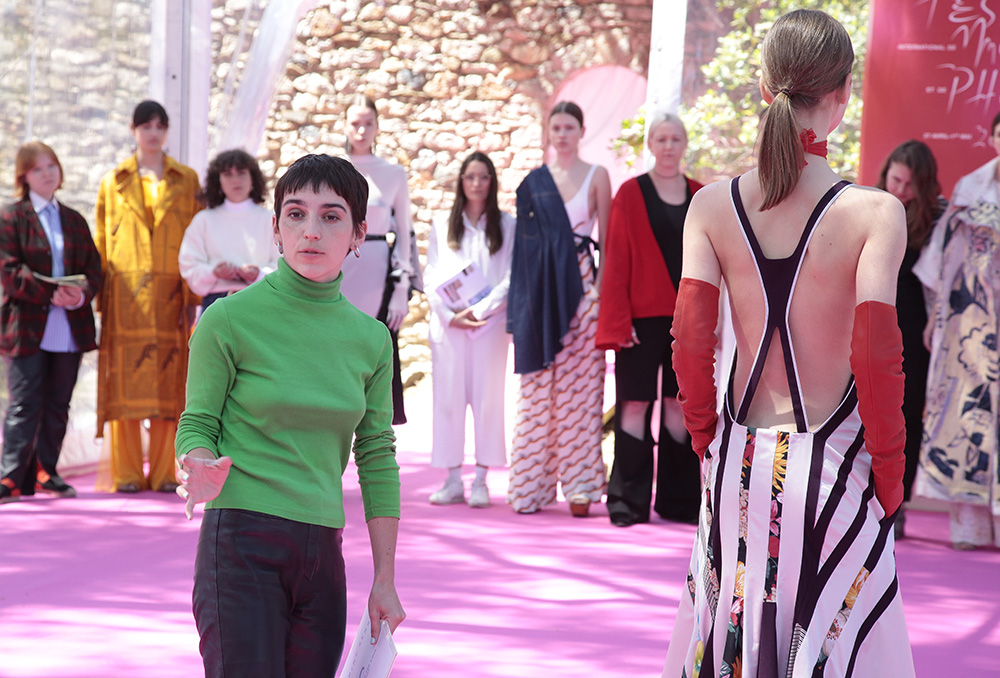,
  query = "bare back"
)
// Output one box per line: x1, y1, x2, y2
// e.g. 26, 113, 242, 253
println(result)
682, 162, 905, 431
